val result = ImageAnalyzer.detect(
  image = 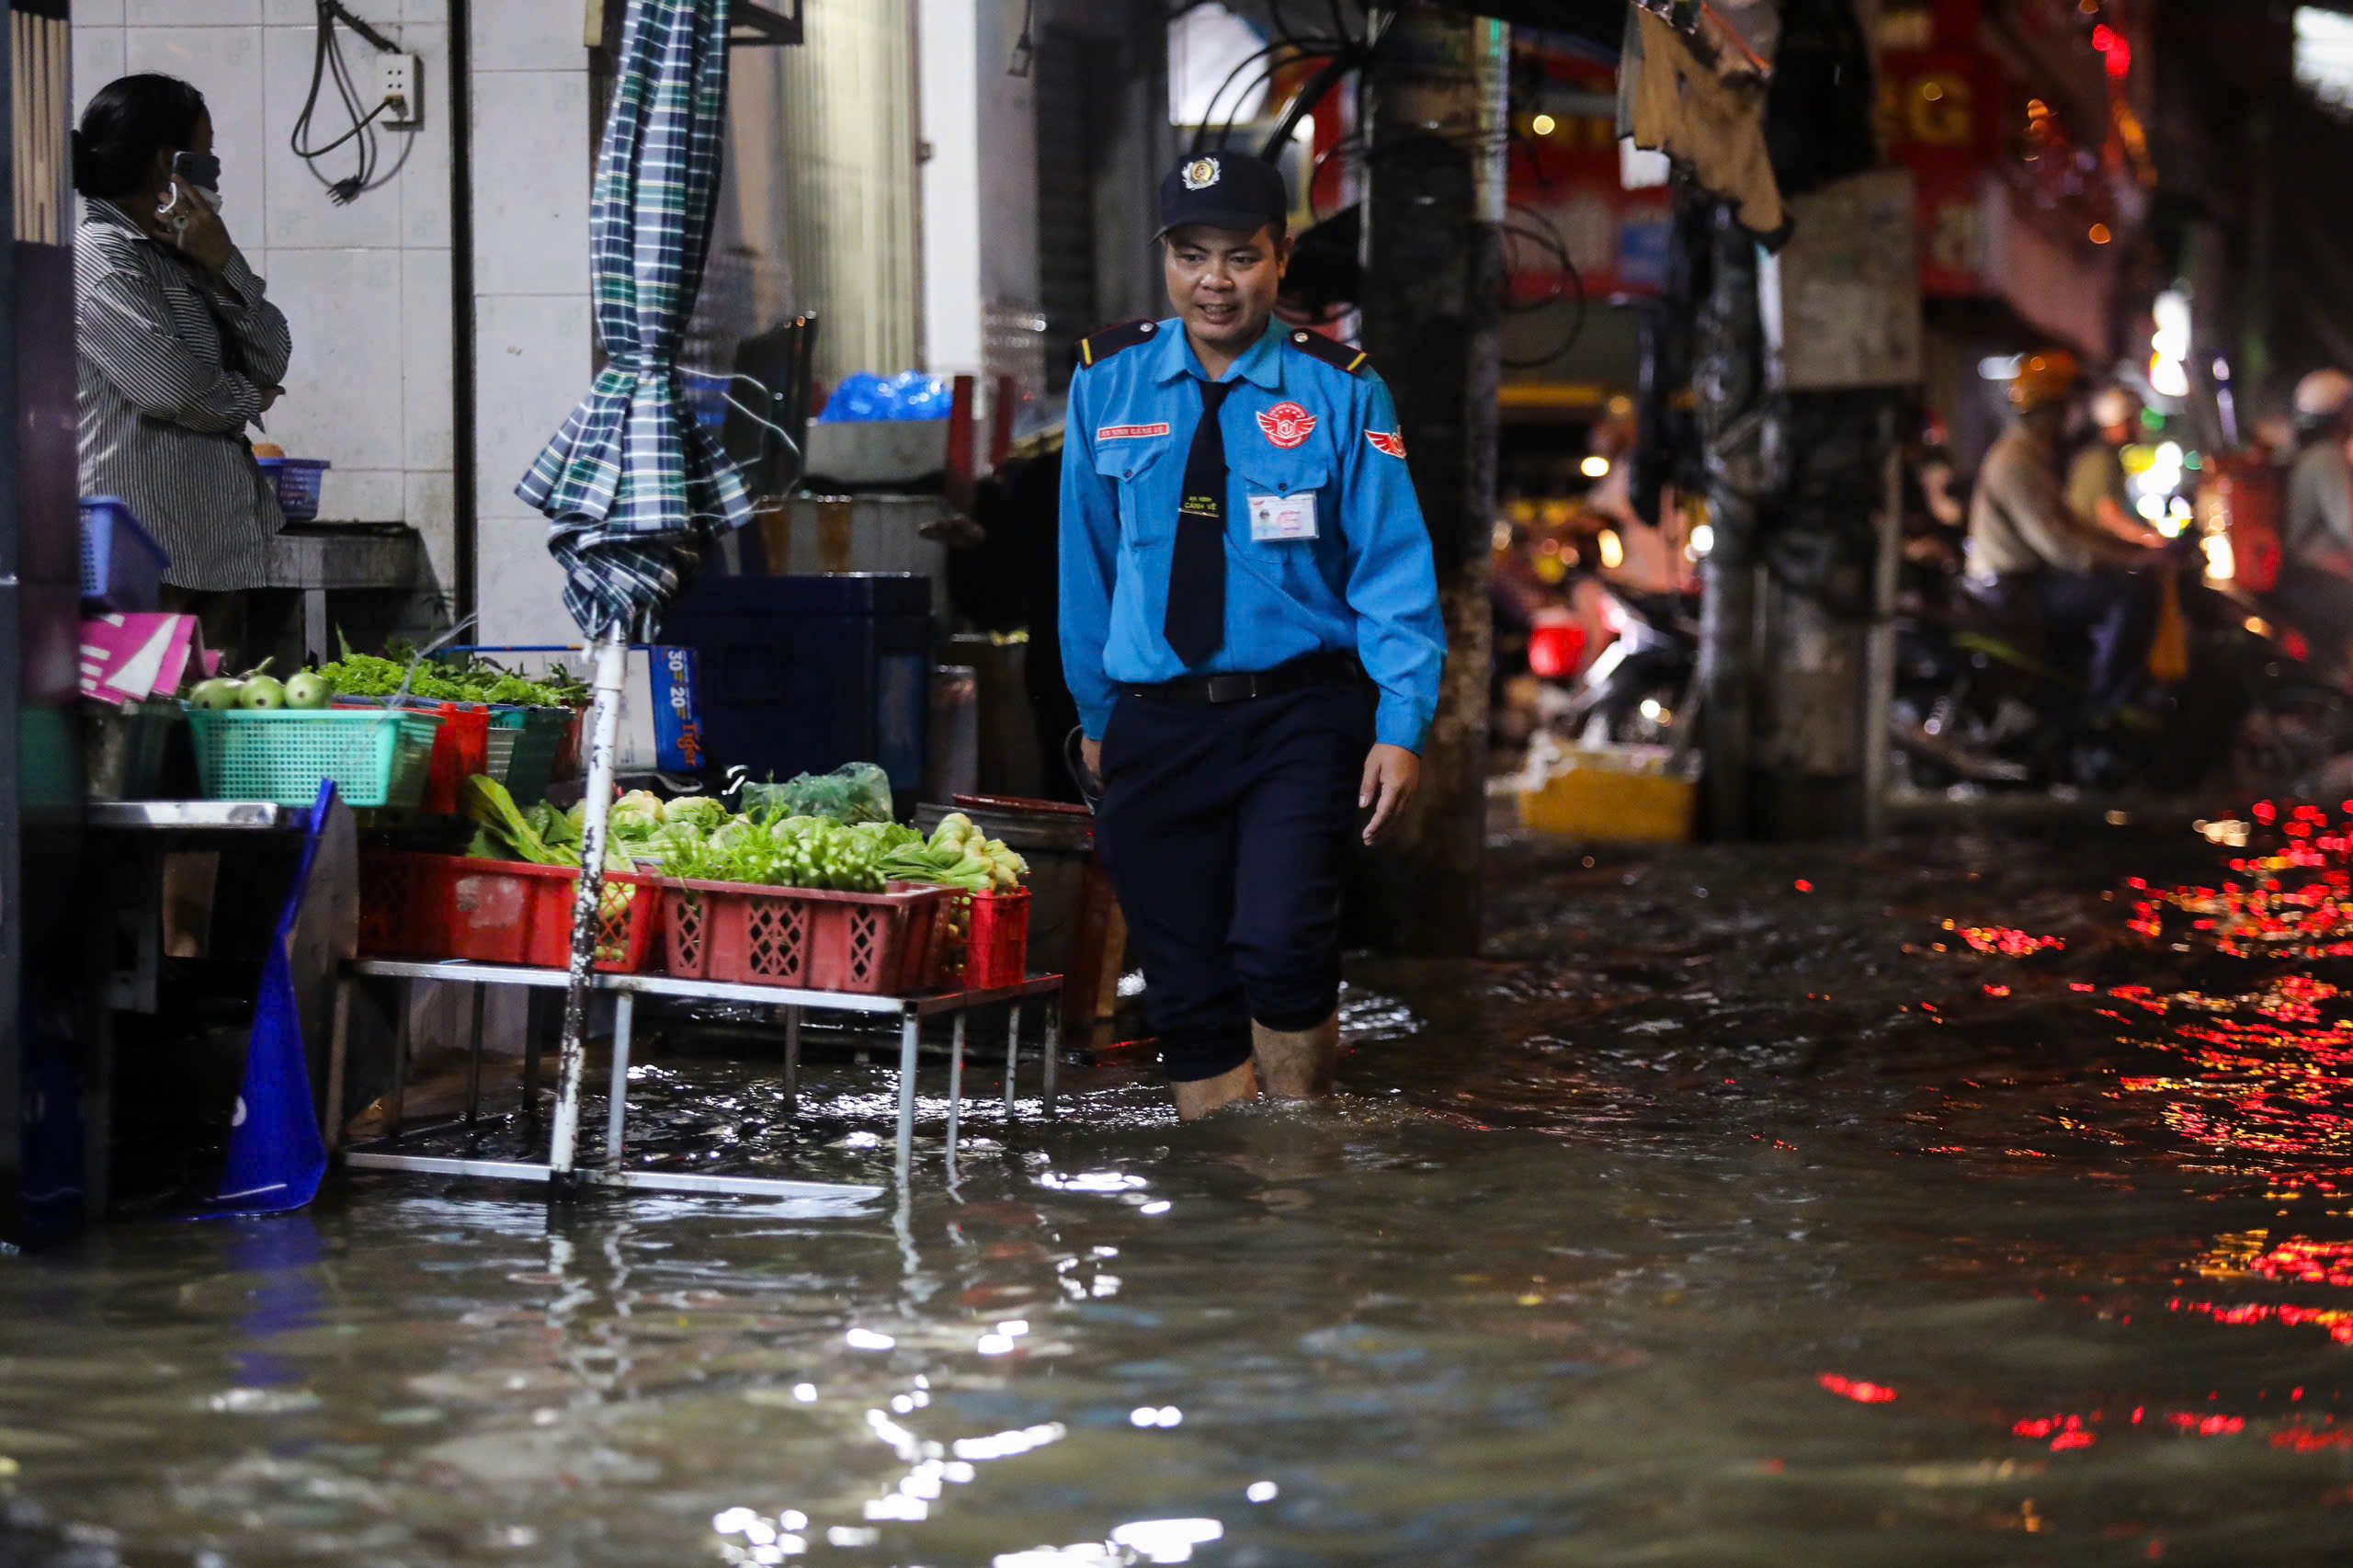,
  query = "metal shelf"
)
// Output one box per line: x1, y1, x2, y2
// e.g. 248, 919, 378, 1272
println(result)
88, 800, 309, 832
334, 960, 1064, 1200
